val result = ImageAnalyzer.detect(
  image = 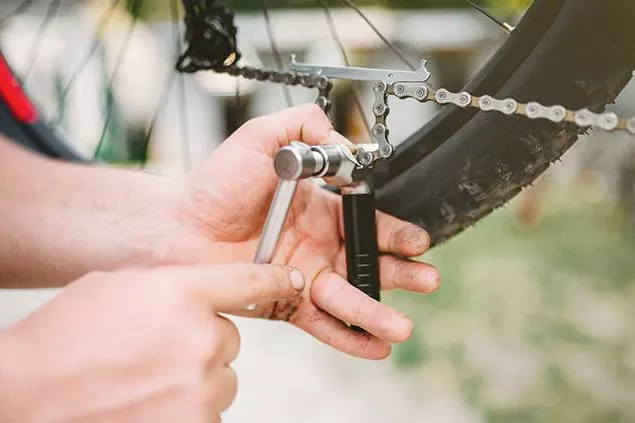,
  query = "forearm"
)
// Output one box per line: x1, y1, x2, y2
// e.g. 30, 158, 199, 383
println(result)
0, 139, 181, 288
